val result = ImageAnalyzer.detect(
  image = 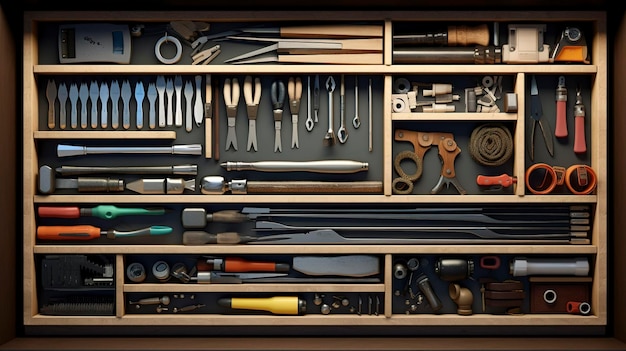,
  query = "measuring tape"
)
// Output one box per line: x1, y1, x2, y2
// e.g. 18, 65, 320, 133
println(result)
155, 33, 182, 64
525, 163, 597, 195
